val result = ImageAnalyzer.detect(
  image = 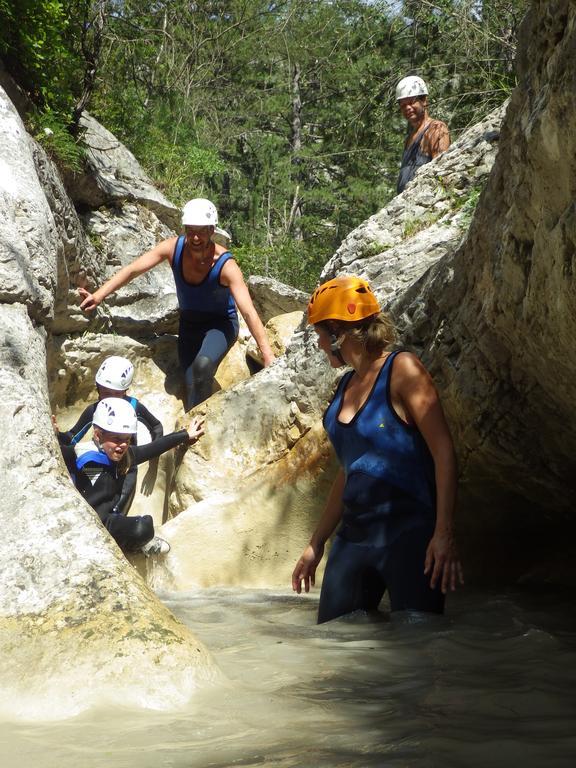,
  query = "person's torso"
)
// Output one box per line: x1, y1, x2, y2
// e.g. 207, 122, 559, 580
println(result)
74, 441, 129, 519
323, 350, 436, 512
171, 235, 237, 320
397, 122, 433, 193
